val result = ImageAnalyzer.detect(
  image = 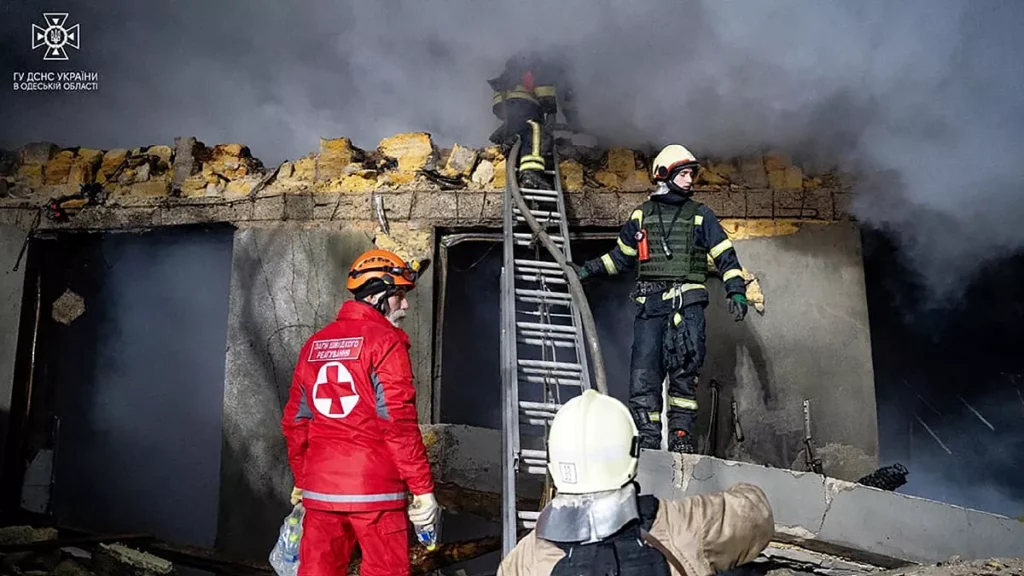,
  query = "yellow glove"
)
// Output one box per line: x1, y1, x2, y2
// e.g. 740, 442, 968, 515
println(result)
407, 493, 438, 528
290, 487, 303, 506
